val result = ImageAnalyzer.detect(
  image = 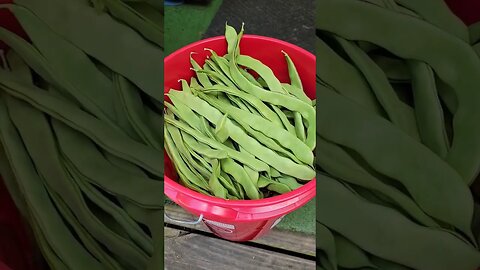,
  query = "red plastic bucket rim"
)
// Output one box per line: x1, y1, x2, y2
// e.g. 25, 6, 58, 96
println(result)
165, 177, 316, 207
164, 34, 315, 64
164, 34, 316, 209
